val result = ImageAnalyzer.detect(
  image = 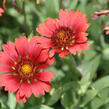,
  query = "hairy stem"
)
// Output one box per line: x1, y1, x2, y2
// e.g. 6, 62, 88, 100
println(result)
22, 0, 28, 37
